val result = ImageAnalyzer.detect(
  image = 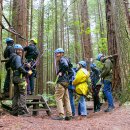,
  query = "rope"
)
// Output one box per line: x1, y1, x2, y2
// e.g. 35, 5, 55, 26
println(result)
2, 13, 28, 41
